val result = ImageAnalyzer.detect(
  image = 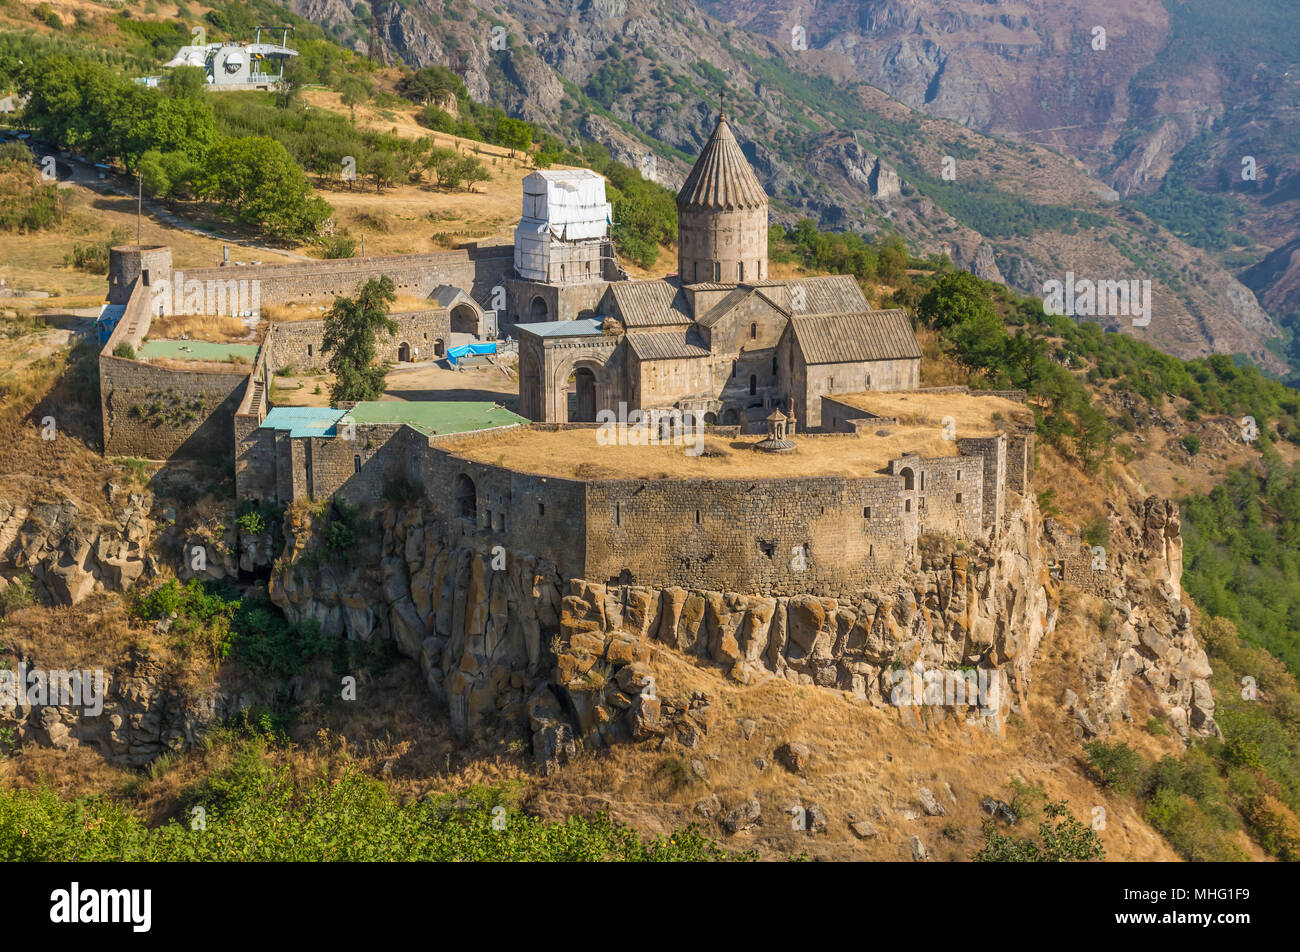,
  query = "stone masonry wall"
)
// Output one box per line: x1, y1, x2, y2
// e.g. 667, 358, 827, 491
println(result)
101, 354, 249, 459
184, 245, 513, 307
263, 310, 451, 375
